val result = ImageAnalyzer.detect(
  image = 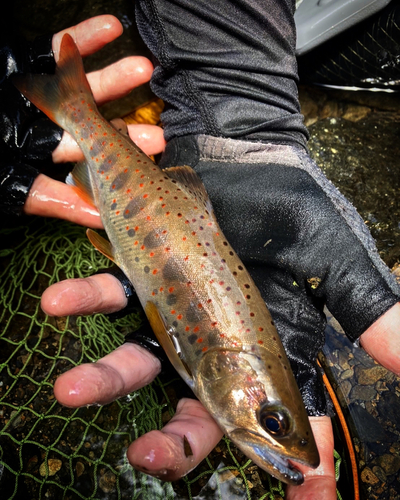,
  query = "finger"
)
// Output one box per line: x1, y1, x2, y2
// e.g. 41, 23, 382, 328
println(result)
52, 15, 123, 59
41, 273, 126, 317
23, 174, 103, 227
127, 398, 223, 481
52, 123, 165, 163
87, 56, 154, 106
360, 302, 400, 375
286, 416, 336, 500
54, 342, 161, 407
